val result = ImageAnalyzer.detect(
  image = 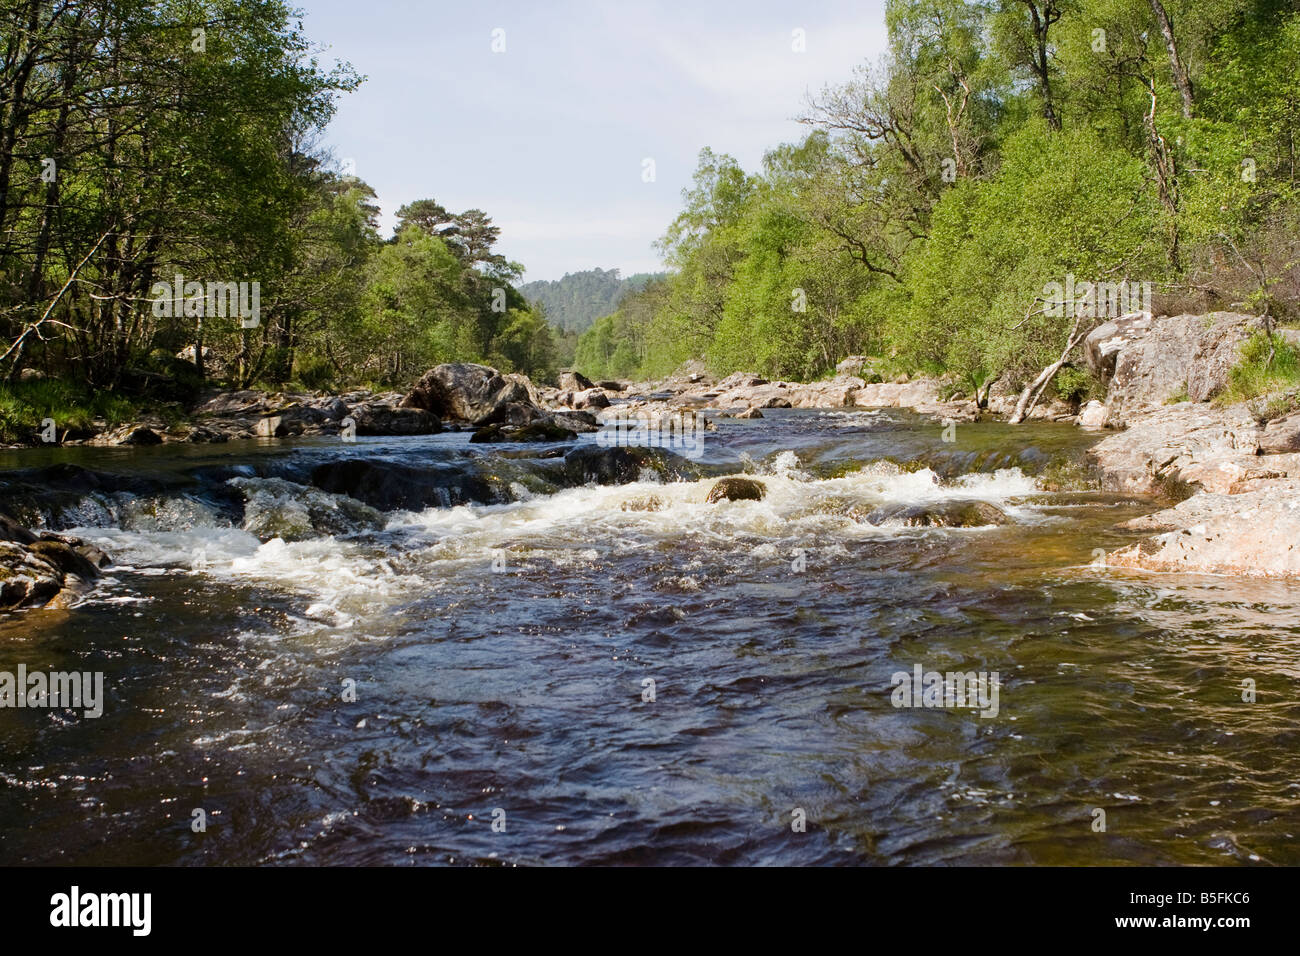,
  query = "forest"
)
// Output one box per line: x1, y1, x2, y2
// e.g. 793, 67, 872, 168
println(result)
0, 0, 559, 434
3, 0, 1299, 434
575, 0, 1300, 405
